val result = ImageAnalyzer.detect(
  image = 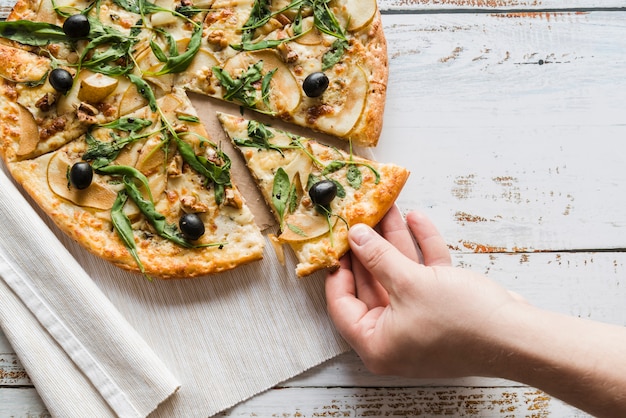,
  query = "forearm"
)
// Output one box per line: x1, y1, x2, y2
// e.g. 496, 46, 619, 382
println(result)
488, 303, 626, 417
